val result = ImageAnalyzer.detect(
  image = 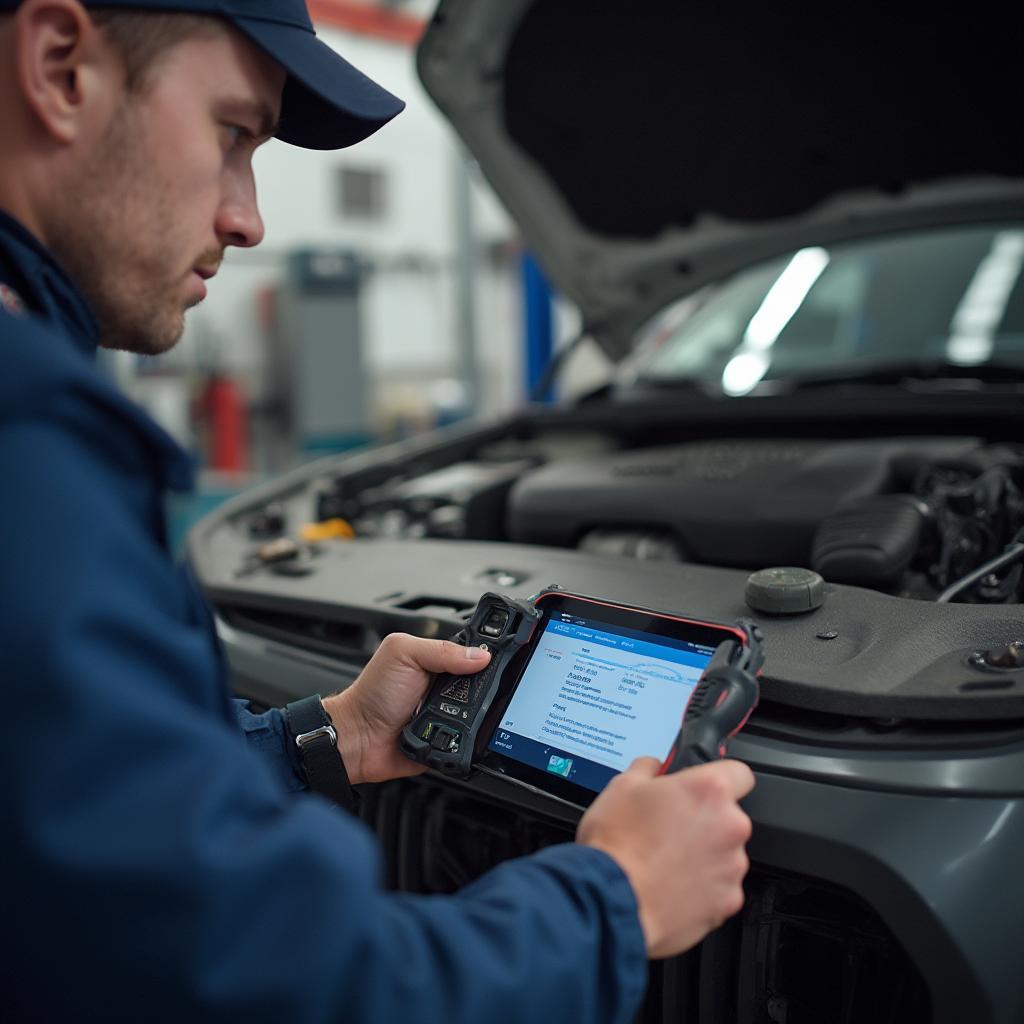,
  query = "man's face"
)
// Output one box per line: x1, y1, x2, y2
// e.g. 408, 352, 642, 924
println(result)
47, 23, 285, 355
